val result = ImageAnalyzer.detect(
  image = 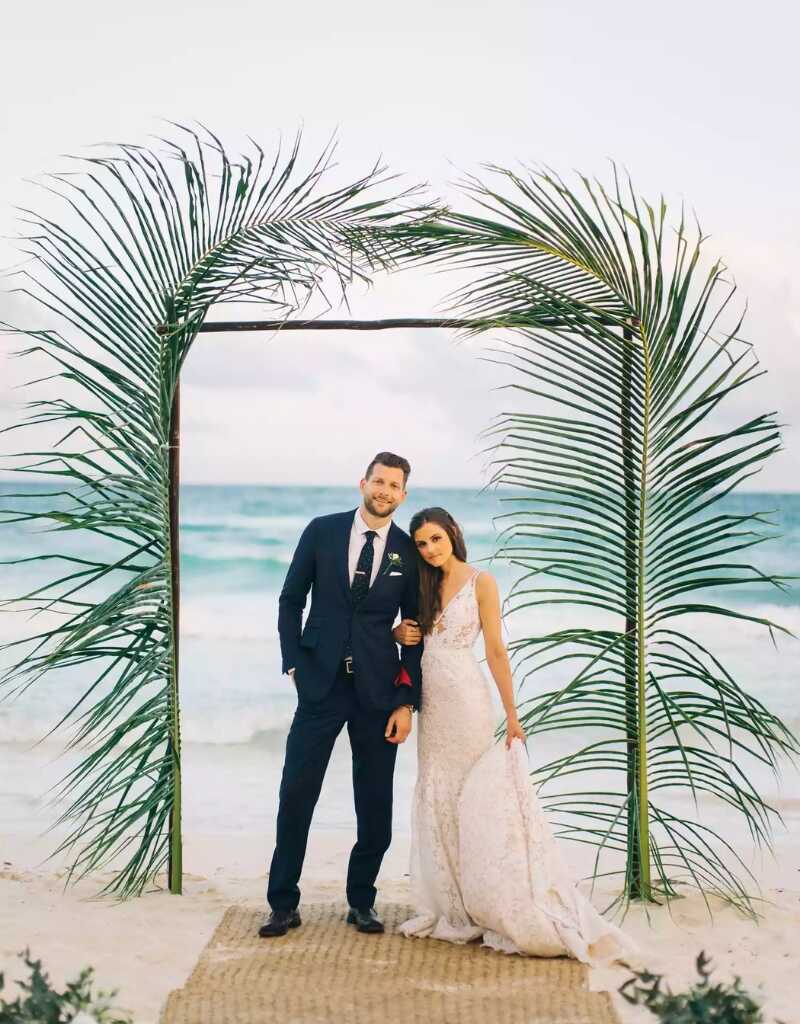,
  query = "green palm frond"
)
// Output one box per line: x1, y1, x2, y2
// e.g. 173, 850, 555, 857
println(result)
404, 164, 798, 914
0, 124, 438, 898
